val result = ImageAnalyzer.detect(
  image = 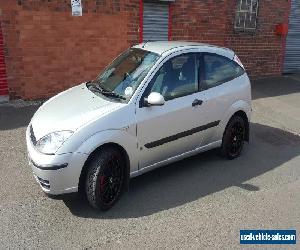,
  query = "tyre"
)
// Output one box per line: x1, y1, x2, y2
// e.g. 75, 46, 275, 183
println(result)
85, 147, 125, 210
221, 115, 246, 160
